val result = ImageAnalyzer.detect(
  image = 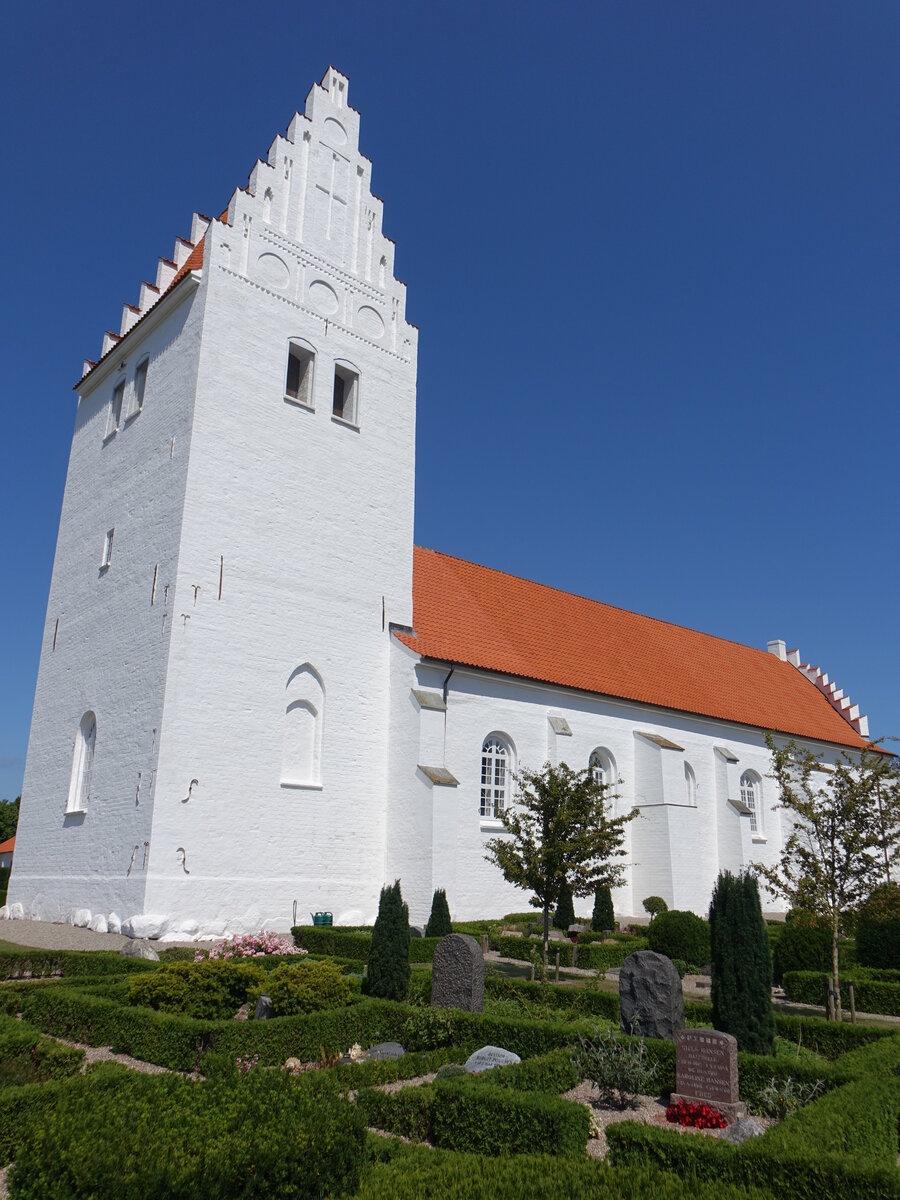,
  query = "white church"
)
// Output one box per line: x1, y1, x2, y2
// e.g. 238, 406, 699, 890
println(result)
9, 69, 873, 939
